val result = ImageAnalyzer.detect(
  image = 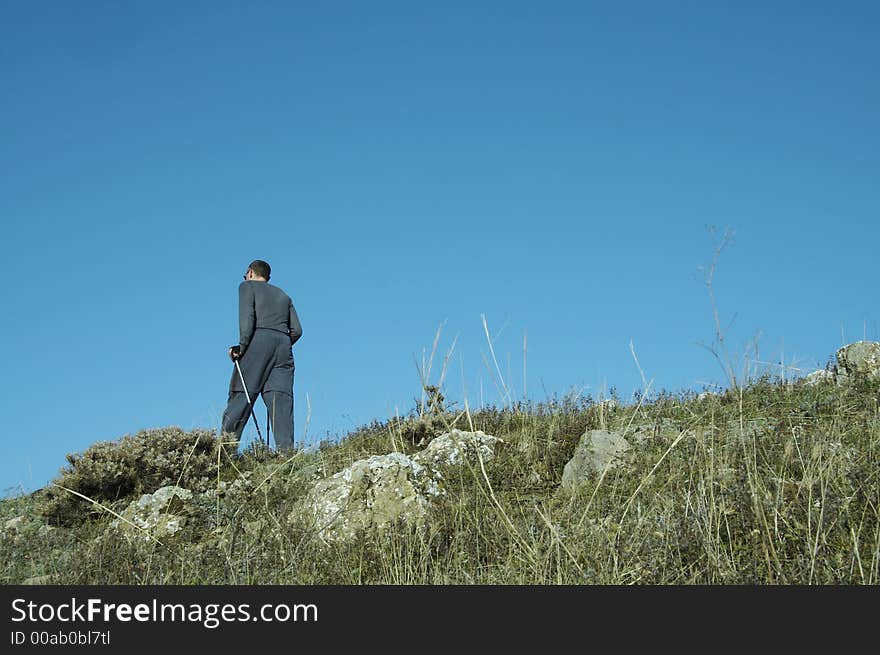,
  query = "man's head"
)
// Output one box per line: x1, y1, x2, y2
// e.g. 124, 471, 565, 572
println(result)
245, 260, 271, 282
